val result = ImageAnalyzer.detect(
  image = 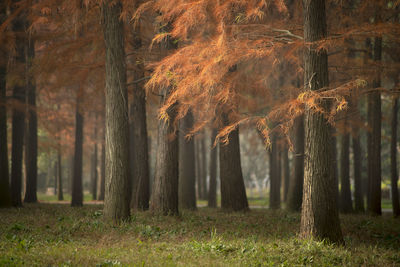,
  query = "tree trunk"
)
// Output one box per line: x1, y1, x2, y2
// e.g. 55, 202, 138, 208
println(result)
282, 146, 290, 203
150, 90, 179, 215
219, 114, 248, 211
91, 138, 98, 201
98, 142, 106, 201
195, 138, 204, 199
208, 128, 218, 208
367, 37, 382, 216
179, 110, 197, 210
0, 1, 11, 208
102, 0, 131, 222
339, 120, 353, 213
71, 101, 83, 207
24, 37, 38, 203
57, 148, 63, 201
391, 96, 400, 217
200, 134, 208, 200
300, 0, 343, 244
351, 99, 364, 212
287, 115, 304, 211
10, 4, 27, 207
129, 65, 150, 211
269, 138, 281, 209
53, 159, 57, 195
